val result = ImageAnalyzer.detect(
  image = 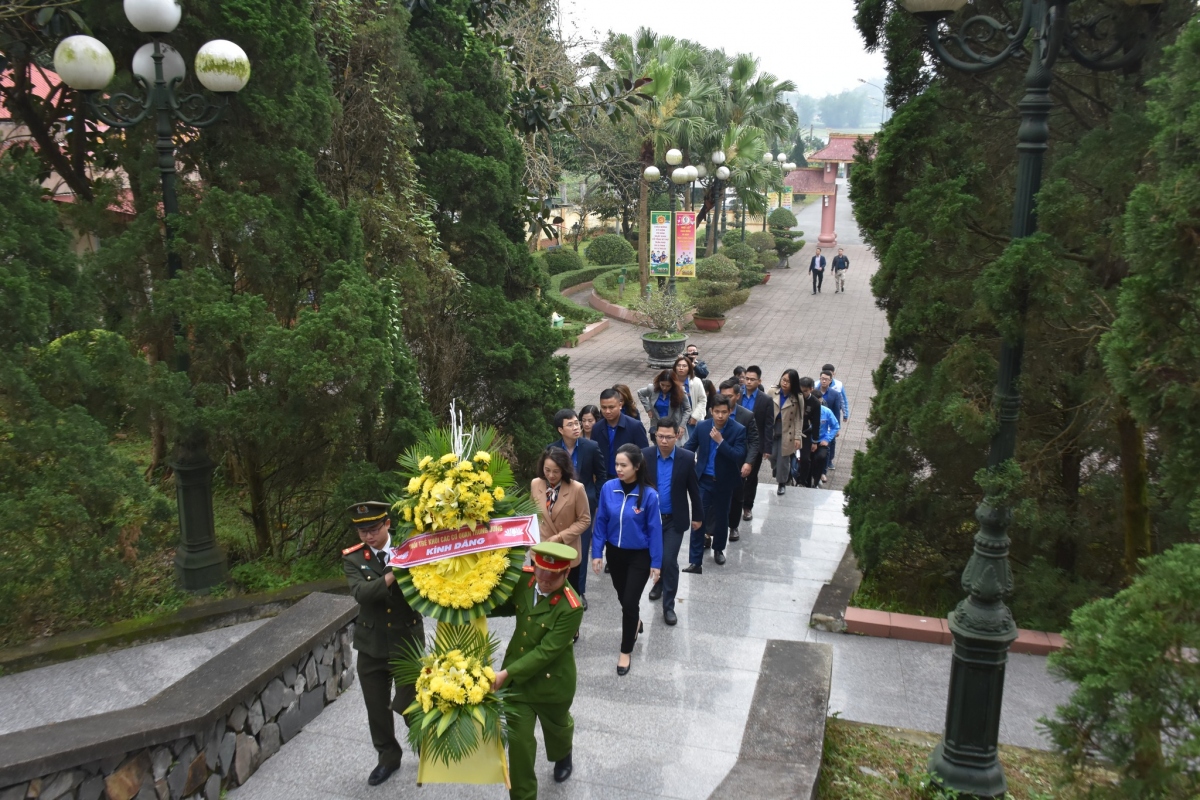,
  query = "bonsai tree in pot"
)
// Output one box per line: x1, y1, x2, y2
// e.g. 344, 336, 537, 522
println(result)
692, 255, 749, 332
634, 286, 689, 367
768, 208, 804, 268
